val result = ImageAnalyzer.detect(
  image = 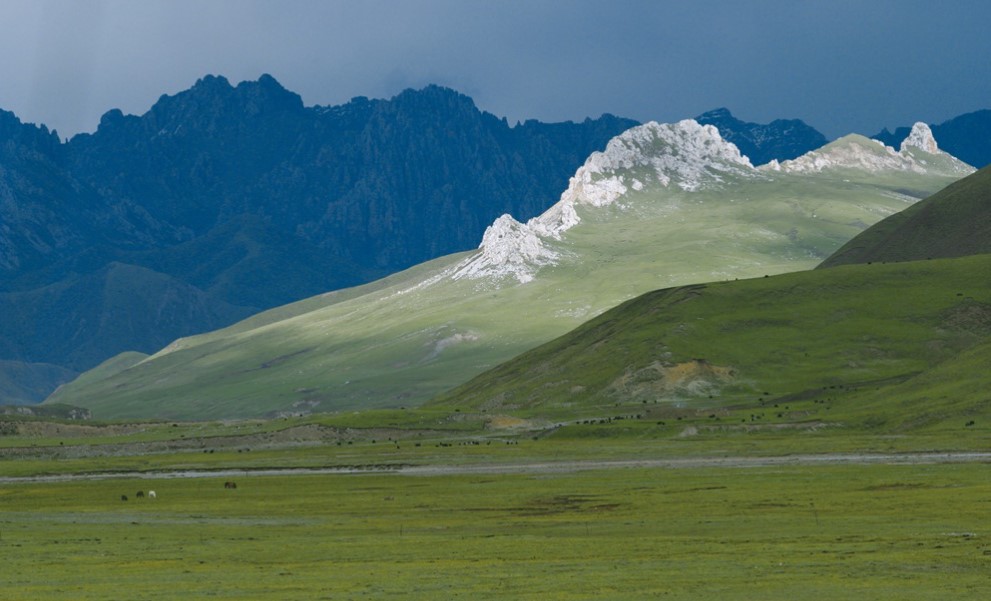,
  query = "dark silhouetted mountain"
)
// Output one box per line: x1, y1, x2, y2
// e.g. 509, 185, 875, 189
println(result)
0, 262, 253, 370
0, 109, 162, 285
872, 109, 991, 168
0, 75, 638, 402
695, 107, 828, 165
